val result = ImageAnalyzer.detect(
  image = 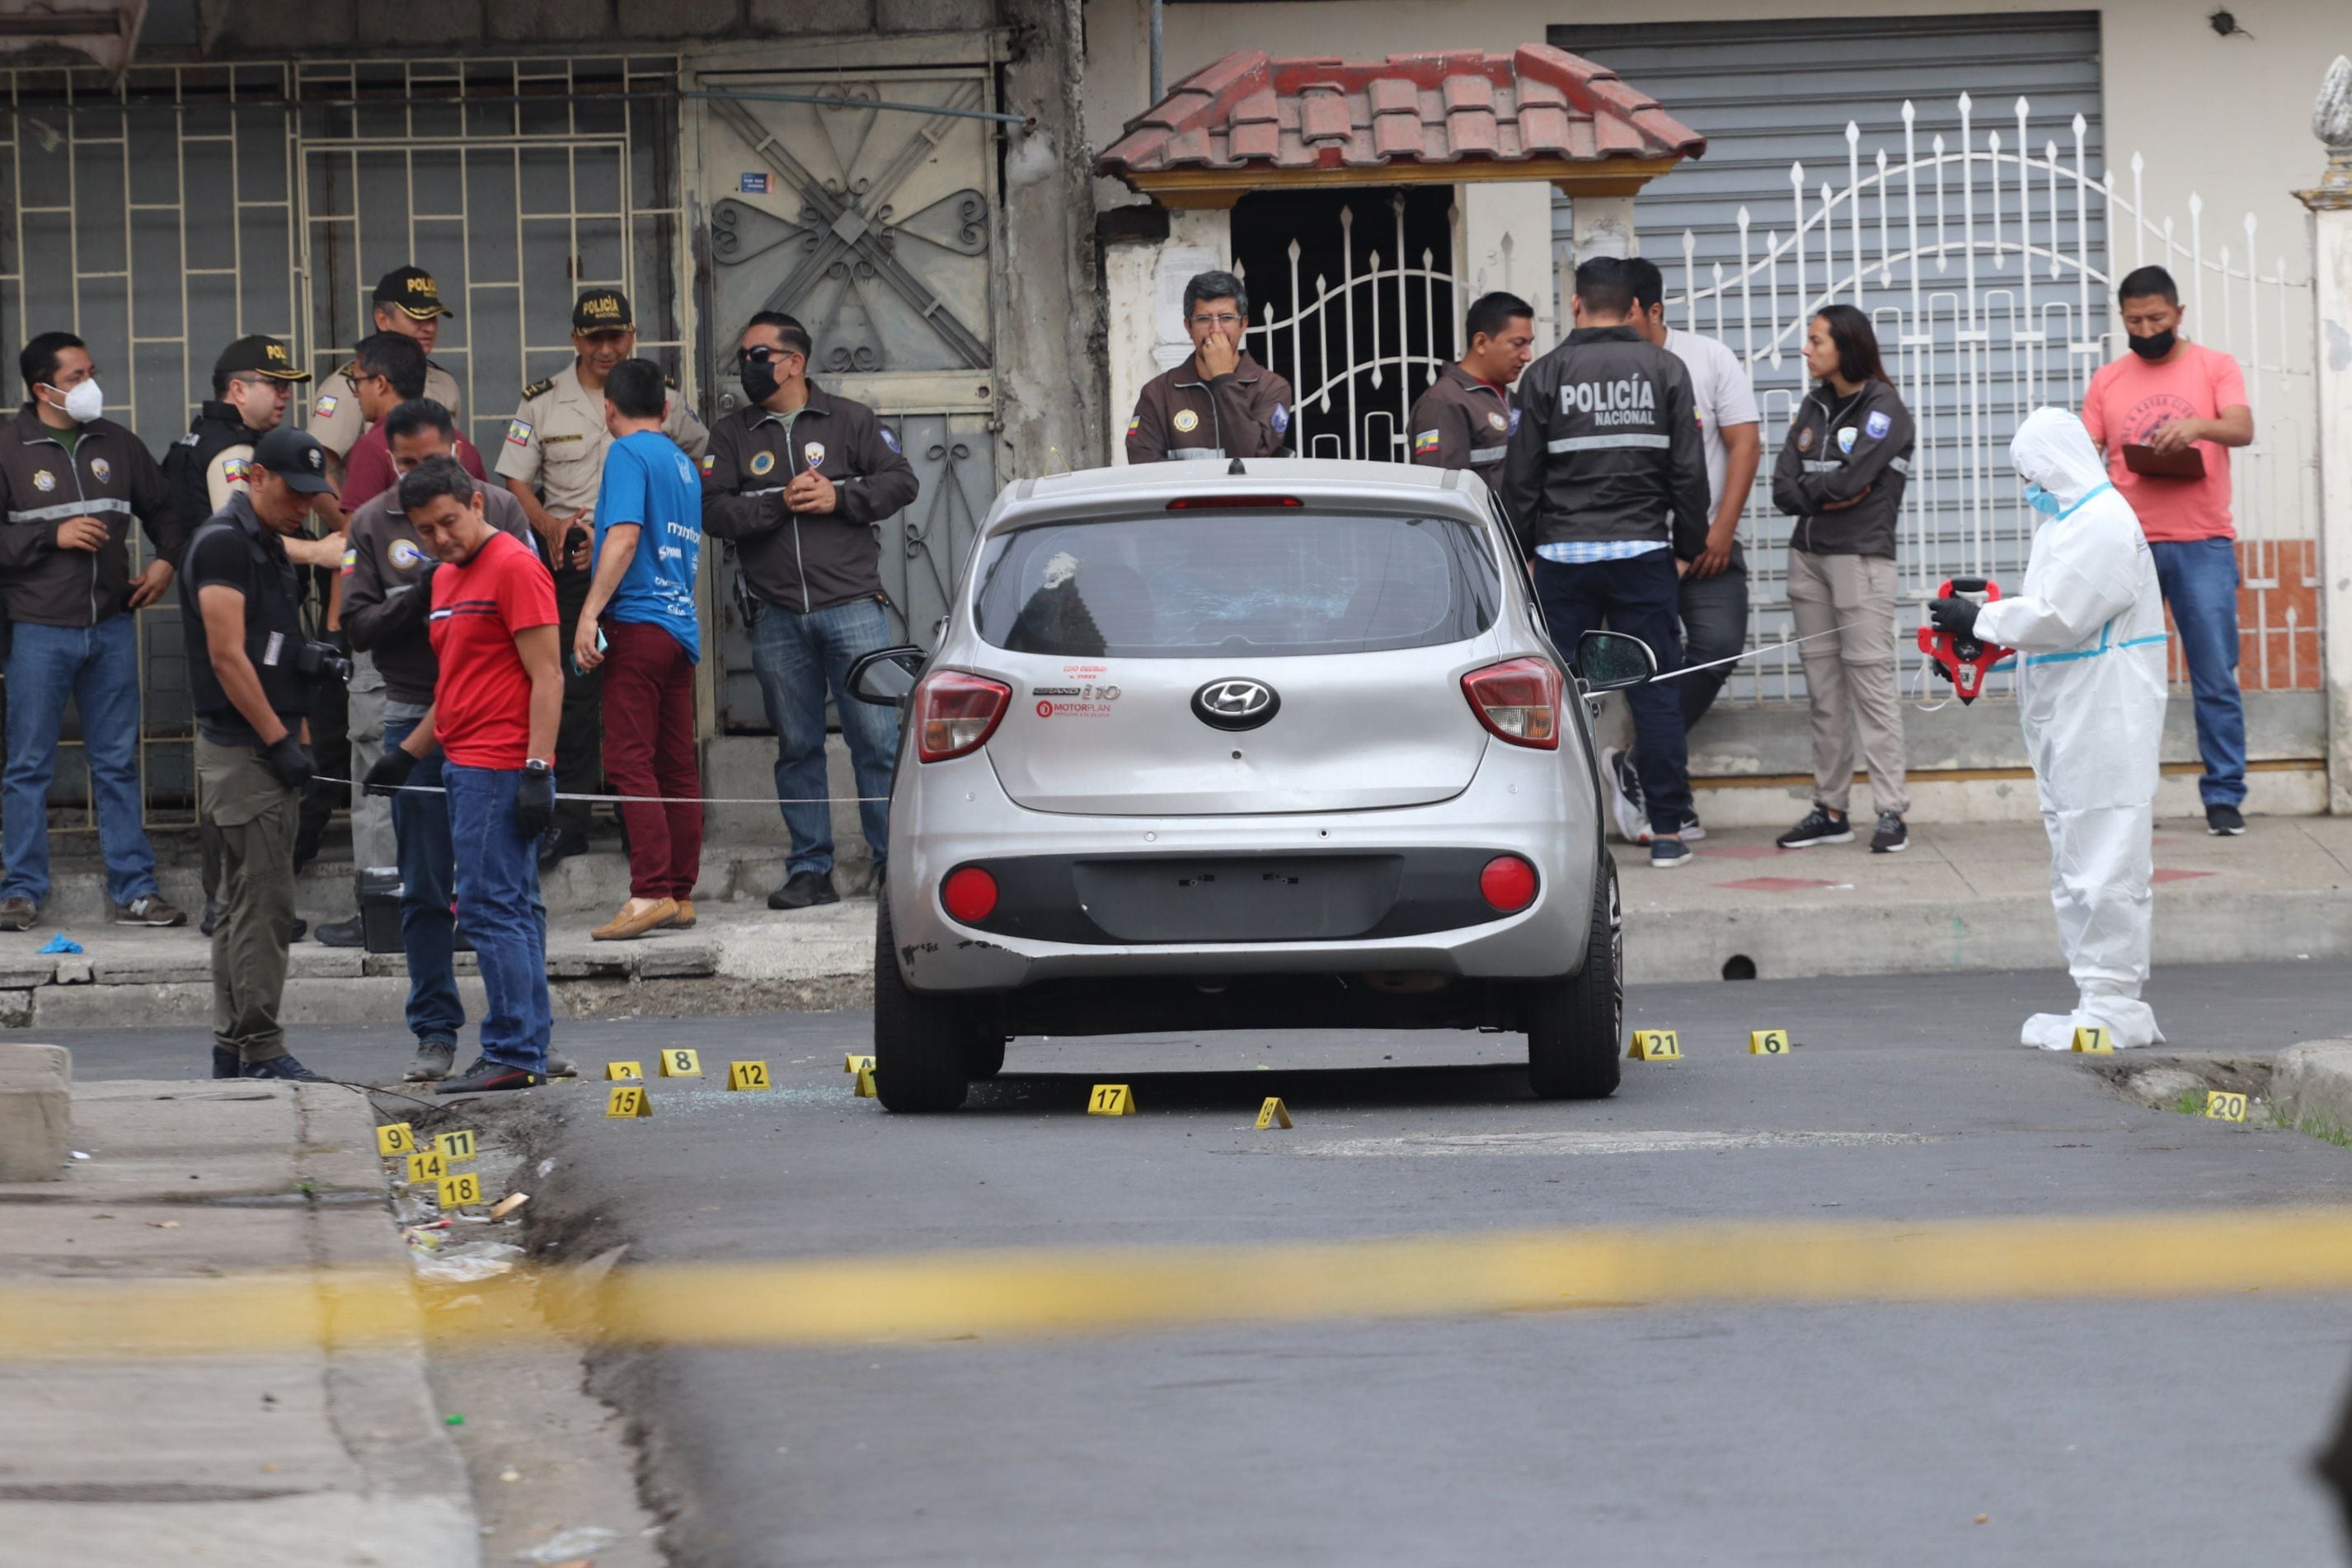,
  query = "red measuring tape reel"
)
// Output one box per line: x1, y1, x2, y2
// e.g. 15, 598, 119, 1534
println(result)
1916, 577, 2012, 705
